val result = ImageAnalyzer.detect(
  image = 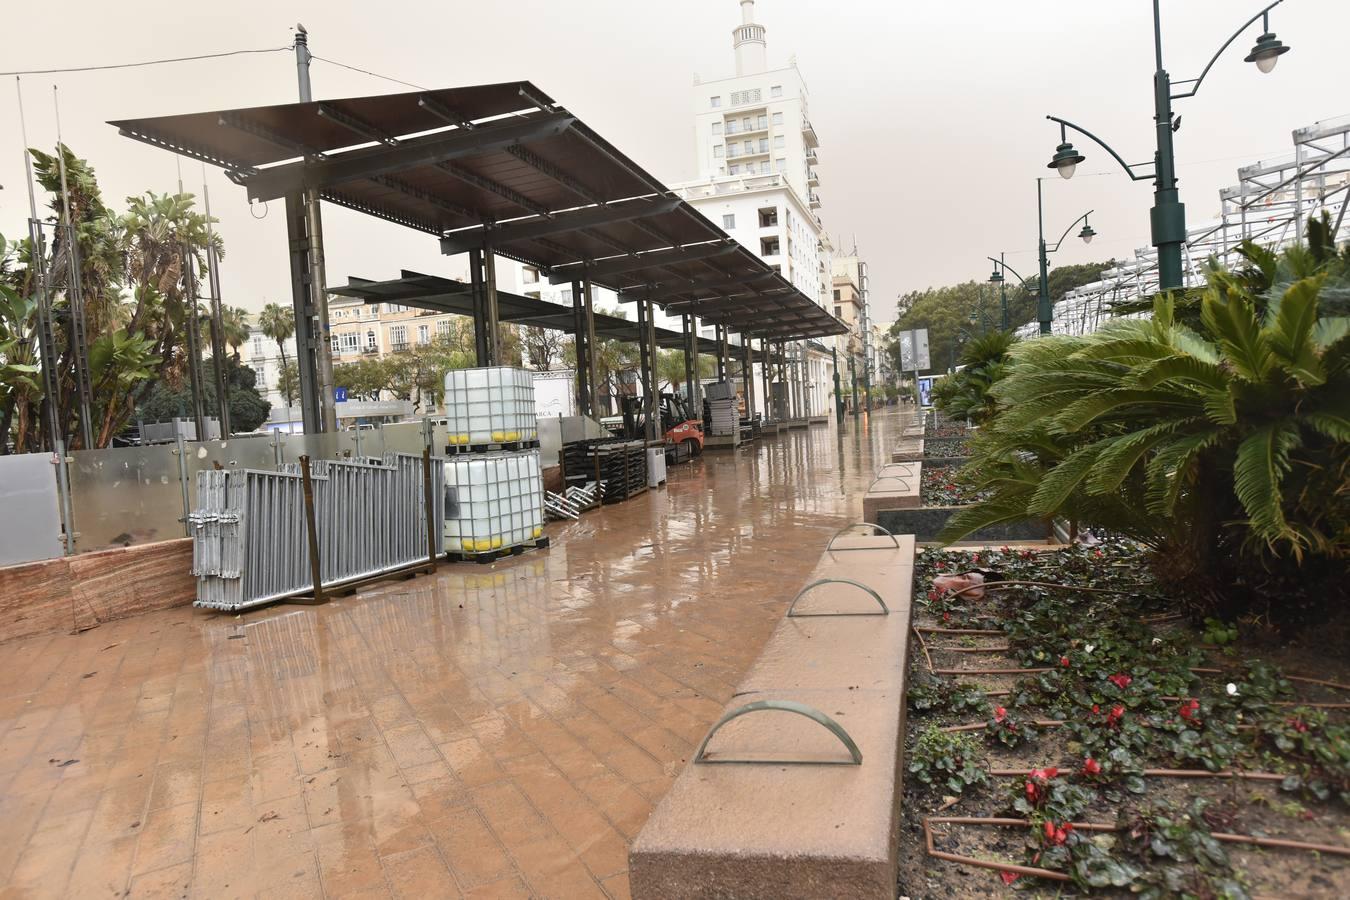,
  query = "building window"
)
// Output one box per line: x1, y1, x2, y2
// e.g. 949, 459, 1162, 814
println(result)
774, 157, 786, 173
757, 114, 768, 129
730, 89, 762, 106
710, 96, 721, 108
339, 332, 359, 353
417, 324, 430, 345
366, 330, 377, 350
742, 117, 752, 131
714, 144, 724, 158
760, 161, 771, 174
773, 135, 785, 149
833, 289, 841, 302
770, 85, 783, 98
390, 325, 408, 351
726, 119, 739, 135
251, 335, 264, 357
330, 335, 340, 353
758, 137, 769, 152
834, 305, 843, 318
743, 140, 754, 154
728, 164, 741, 175
722, 213, 736, 229
761, 237, 780, 256
727, 144, 740, 158
522, 266, 539, 284
711, 122, 722, 135
759, 207, 778, 227
772, 111, 784, 126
